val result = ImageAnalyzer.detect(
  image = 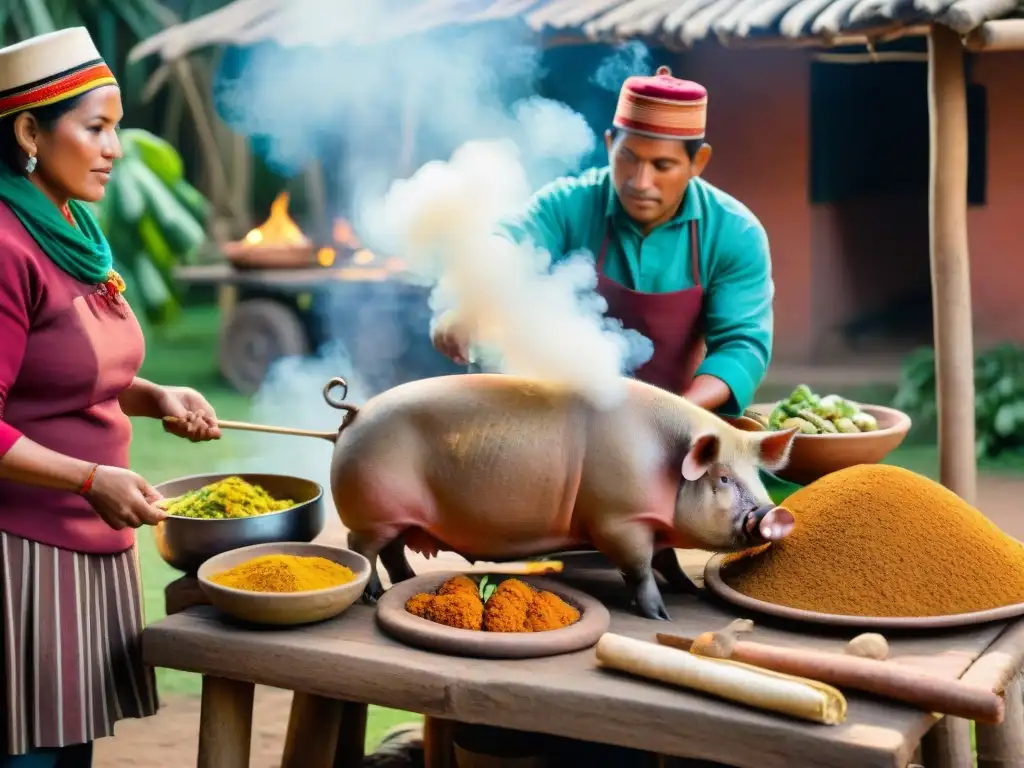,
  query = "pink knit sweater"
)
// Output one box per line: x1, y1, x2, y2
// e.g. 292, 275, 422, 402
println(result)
0, 203, 143, 553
